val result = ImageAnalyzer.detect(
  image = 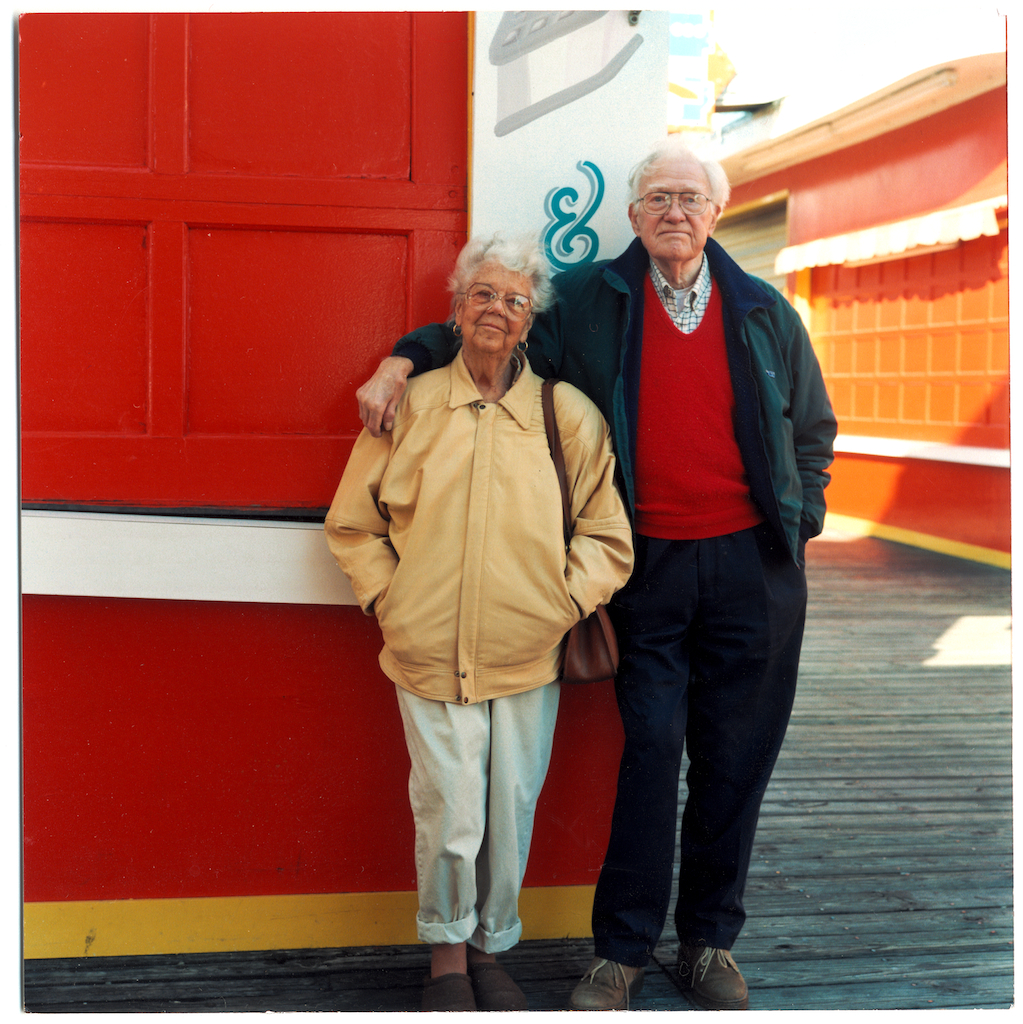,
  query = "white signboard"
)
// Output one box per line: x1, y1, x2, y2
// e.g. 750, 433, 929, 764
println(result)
470, 10, 670, 270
